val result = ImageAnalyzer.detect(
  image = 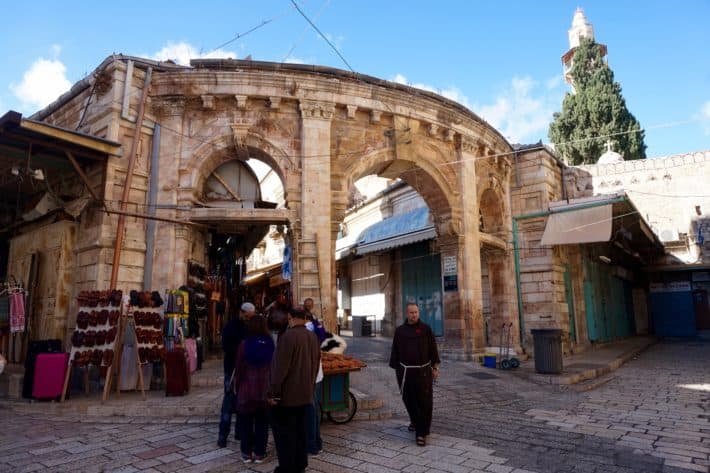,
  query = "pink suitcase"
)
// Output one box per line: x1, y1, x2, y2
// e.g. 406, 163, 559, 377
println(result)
32, 352, 69, 400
